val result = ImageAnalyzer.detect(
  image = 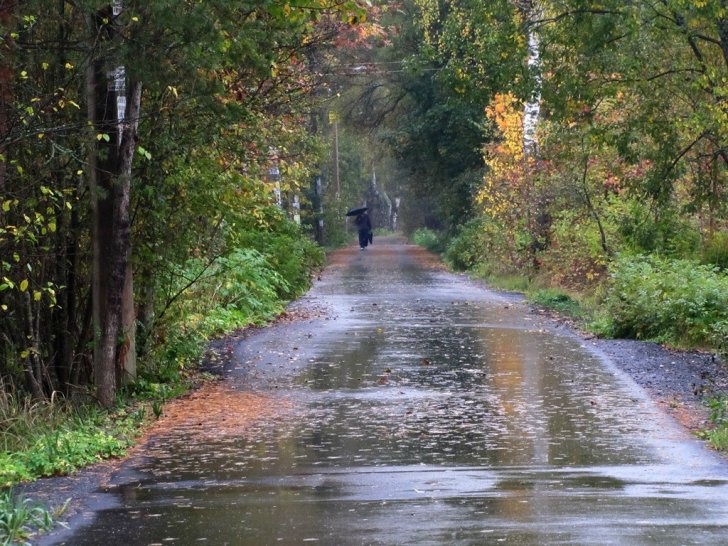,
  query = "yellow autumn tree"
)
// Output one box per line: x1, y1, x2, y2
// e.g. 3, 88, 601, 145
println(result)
476, 92, 543, 270
477, 92, 528, 220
